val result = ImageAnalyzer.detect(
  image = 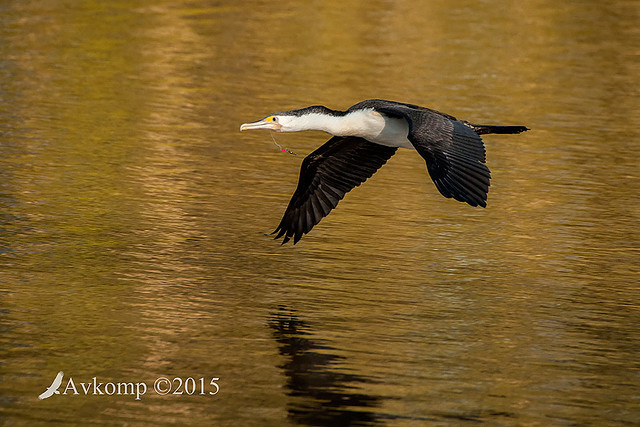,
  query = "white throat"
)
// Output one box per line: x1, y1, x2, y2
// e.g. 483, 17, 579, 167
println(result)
286, 109, 412, 149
